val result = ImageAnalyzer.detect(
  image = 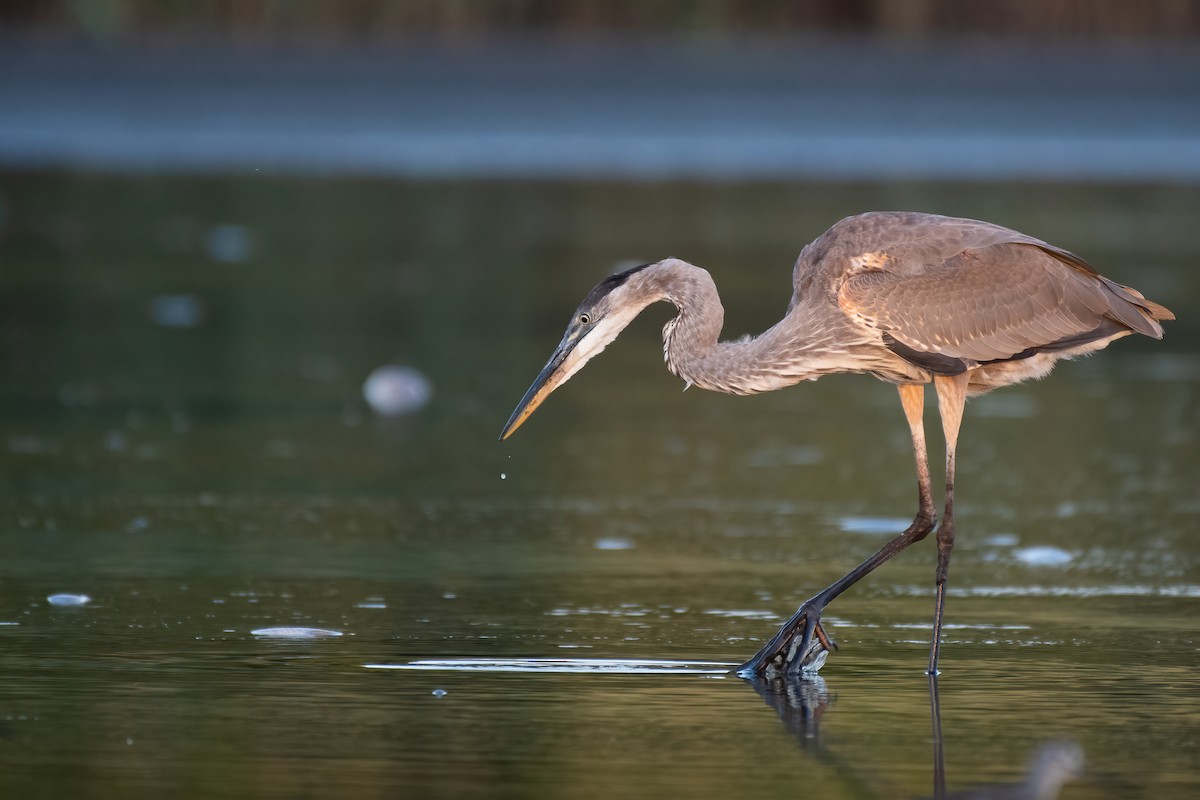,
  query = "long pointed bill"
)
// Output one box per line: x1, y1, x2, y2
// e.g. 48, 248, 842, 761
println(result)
499, 333, 580, 440
499, 310, 638, 440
